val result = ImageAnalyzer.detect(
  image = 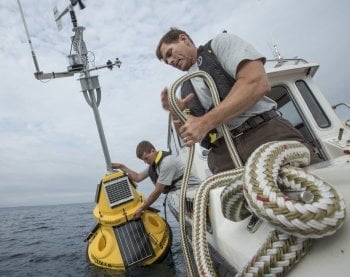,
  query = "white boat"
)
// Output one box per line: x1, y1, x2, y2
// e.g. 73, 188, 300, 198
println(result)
166, 57, 350, 276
